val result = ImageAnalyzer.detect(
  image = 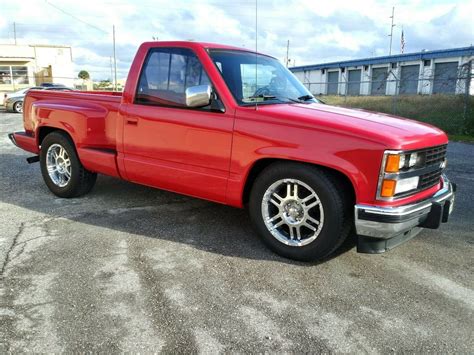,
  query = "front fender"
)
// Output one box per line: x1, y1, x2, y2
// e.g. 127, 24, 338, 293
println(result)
225, 117, 386, 208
